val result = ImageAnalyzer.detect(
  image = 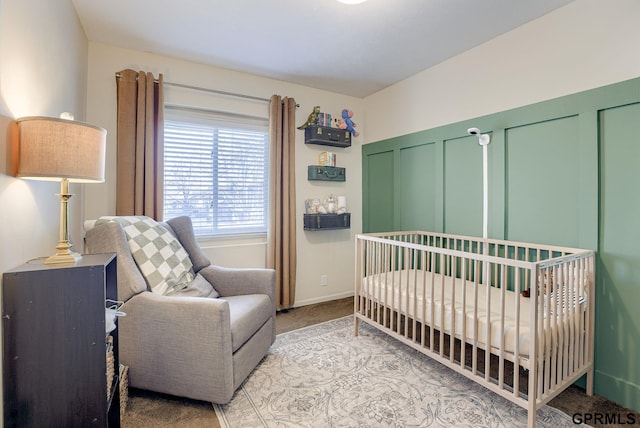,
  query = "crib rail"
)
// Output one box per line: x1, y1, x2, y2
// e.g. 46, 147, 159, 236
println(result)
354, 231, 595, 427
